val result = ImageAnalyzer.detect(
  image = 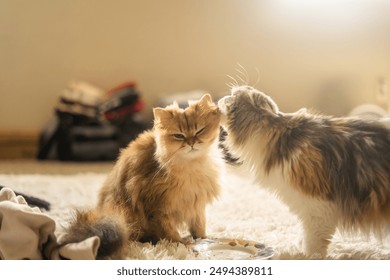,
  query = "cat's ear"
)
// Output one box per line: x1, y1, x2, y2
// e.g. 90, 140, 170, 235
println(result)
200, 93, 213, 105
153, 107, 172, 122
198, 94, 214, 108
